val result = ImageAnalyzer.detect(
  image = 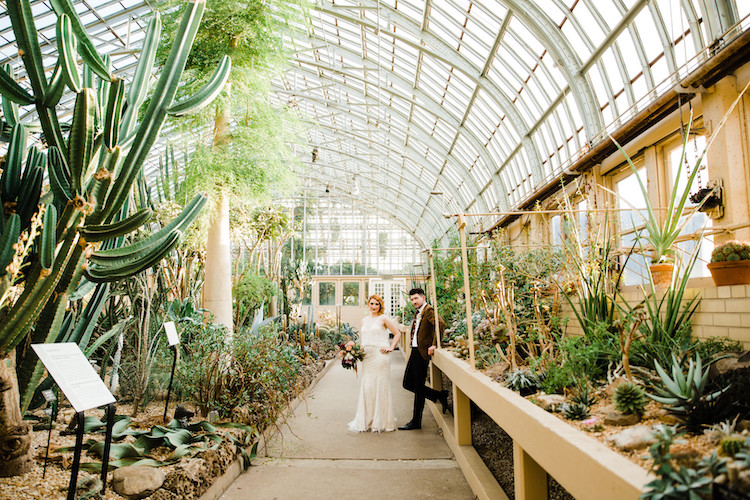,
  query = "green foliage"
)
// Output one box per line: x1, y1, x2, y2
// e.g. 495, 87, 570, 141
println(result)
504, 368, 540, 395
561, 402, 591, 421
693, 336, 743, 359
57, 415, 254, 470
641, 425, 713, 500
233, 272, 276, 328
536, 360, 576, 395
710, 240, 750, 262
614, 382, 648, 416
177, 323, 304, 430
